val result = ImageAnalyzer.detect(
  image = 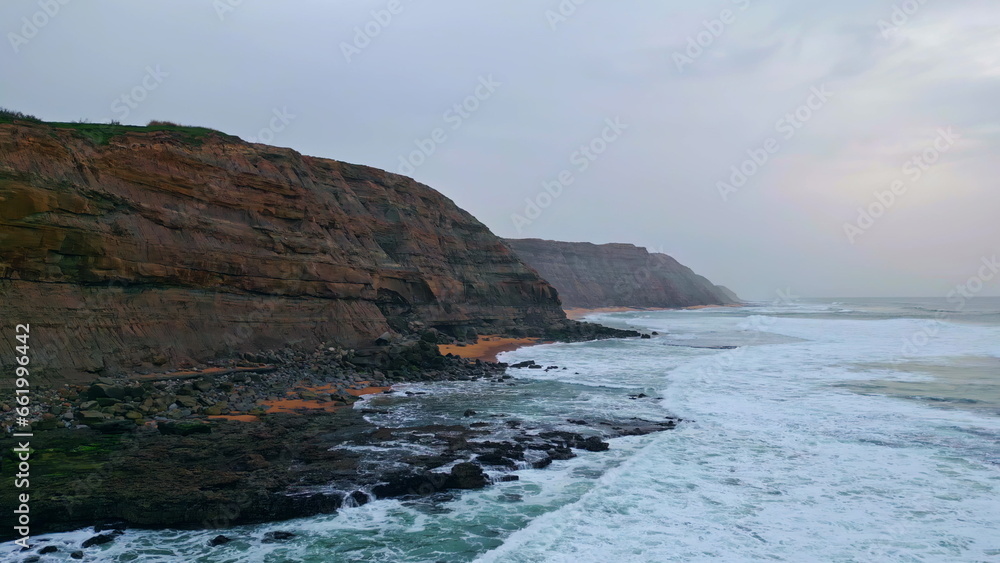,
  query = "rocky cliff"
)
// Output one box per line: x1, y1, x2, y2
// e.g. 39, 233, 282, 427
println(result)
0, 120, 567, 383
504, 238, 739, 309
